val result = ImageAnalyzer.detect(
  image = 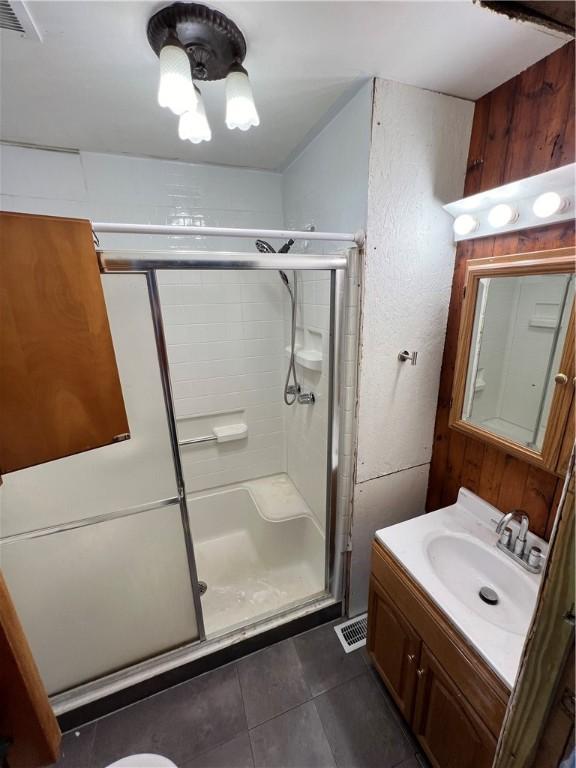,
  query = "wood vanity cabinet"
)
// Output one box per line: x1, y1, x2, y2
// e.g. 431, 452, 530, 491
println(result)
0, 212, 129, 474
367, 541, 509, 768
